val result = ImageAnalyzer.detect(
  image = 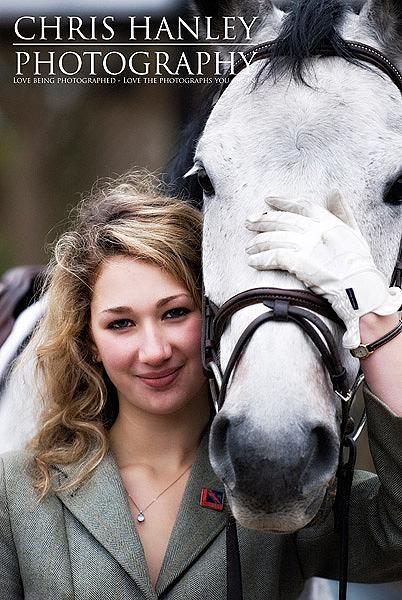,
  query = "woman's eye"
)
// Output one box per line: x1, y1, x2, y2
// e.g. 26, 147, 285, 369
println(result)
197, 167, 215, 196
164, 307, 191, 320
108, 319, 133, 330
